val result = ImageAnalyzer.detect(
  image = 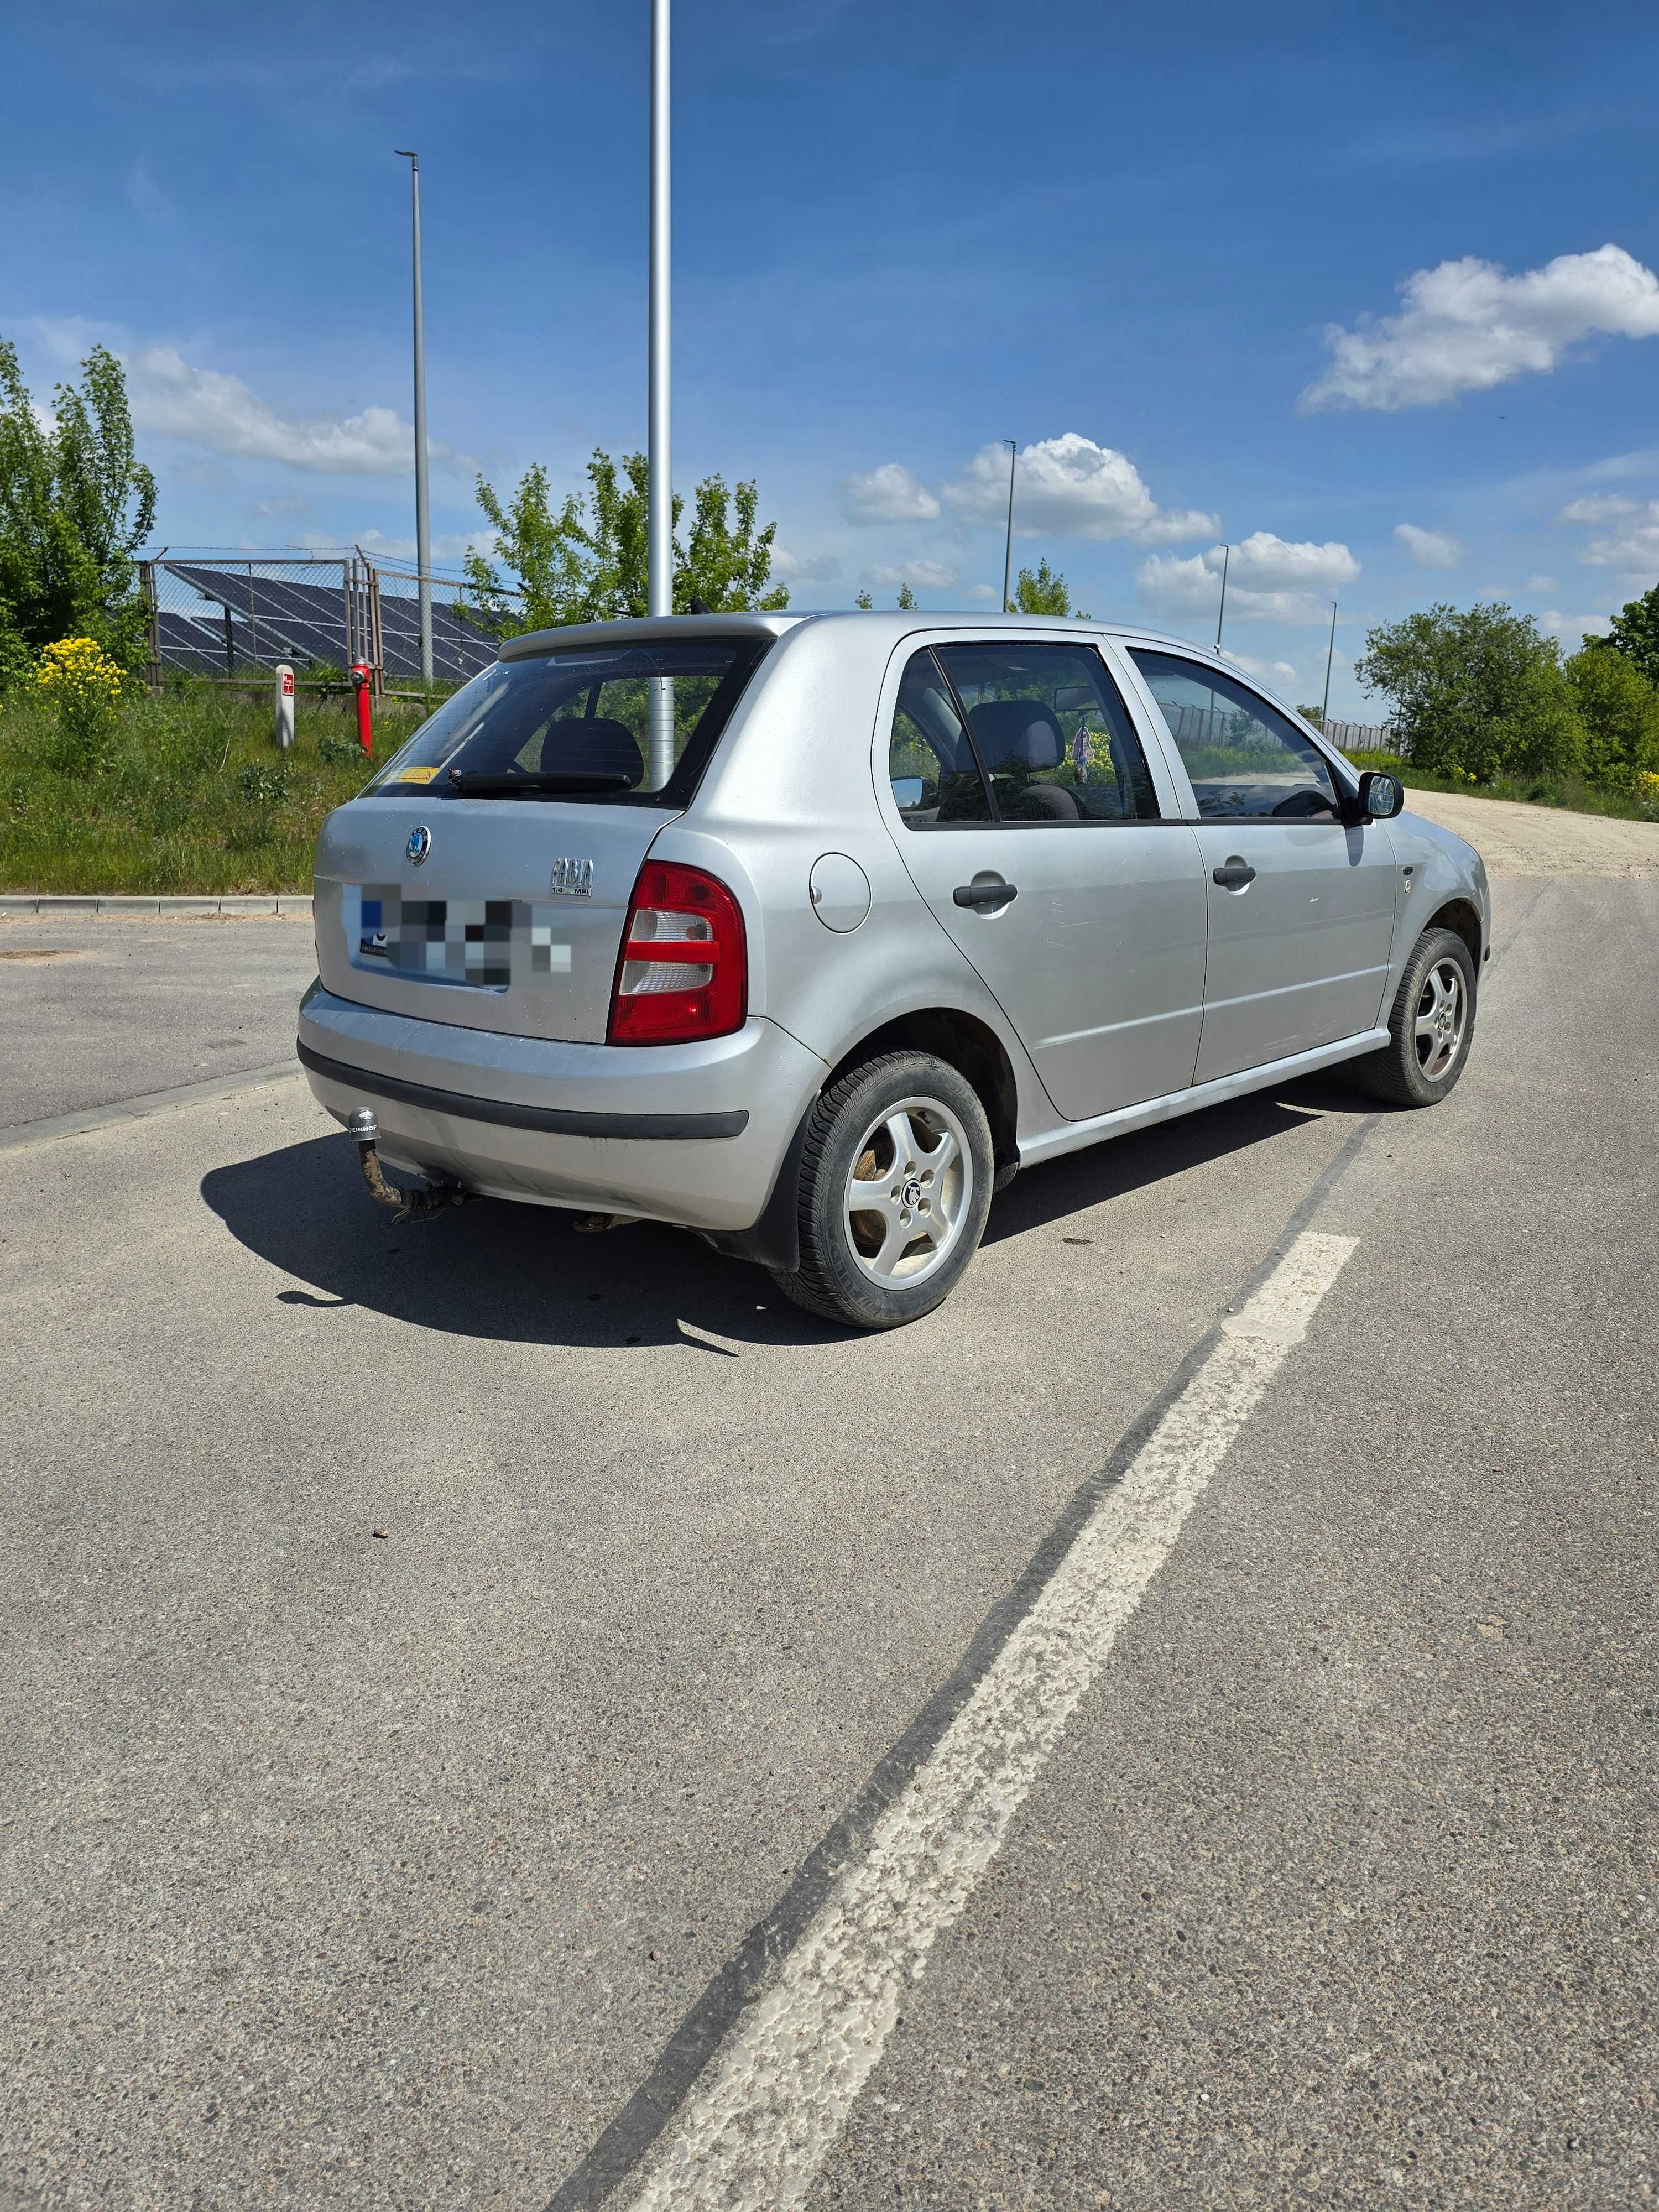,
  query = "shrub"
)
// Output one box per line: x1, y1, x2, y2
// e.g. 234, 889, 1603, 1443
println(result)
1564, 645, 1659, 786
1355, 602, 1586, 783
34, 634, 125, 770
